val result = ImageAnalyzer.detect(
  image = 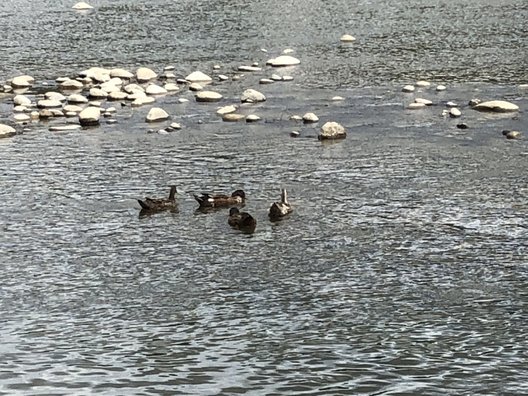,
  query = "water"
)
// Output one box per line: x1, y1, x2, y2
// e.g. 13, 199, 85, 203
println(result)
1, 0, 527, 395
